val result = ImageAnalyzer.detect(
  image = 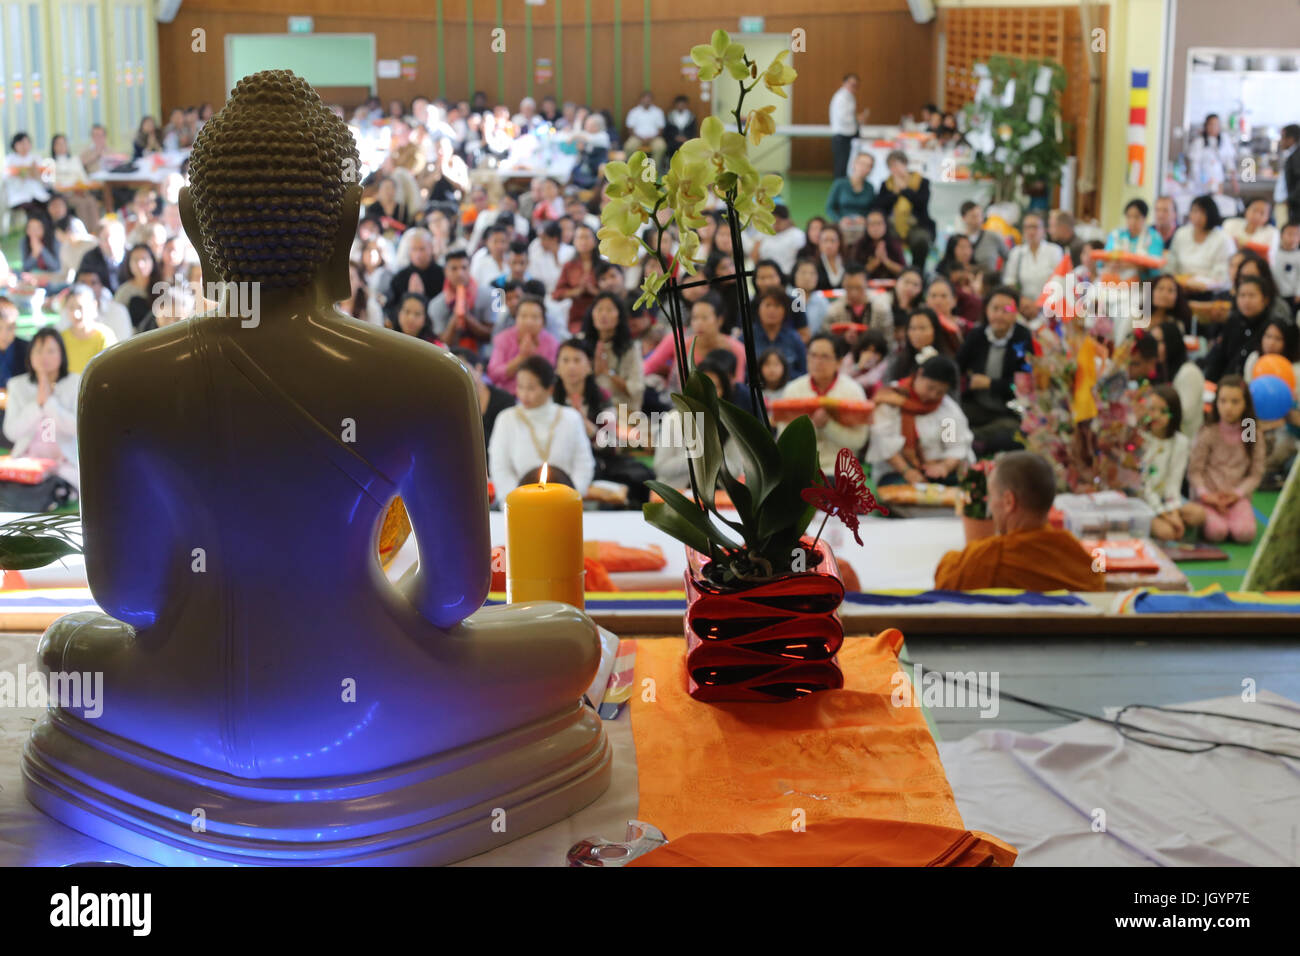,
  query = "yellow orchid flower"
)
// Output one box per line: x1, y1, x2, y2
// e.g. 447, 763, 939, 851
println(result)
605, 151, 661, 210
600, 196, 645, 236
746, 105, 777, 146
603, 159, 635, 200
680, 117, 749, 179
754, 172, 783, 208
761, 50, 797, 99
597, 224, 641, 267
676, 228, 704, 275
634, 269, 670, 310
690, 29, 747, 83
